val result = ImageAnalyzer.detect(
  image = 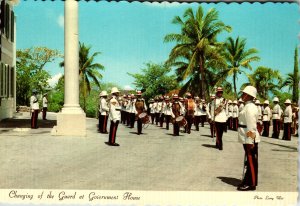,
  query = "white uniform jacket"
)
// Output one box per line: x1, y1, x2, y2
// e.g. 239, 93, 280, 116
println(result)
238, 101, 260, 144
149, 103, 155, 114
109, 97, 121, 122
227, 104, 233, 118
272, 104, 282, 120
232, 105, 239, 118
210, 97, 227, 123
99, 97, 109, 115
283, 105, 293, 123
194, 103, 201, 116
156, 102, 162, 113
30, 95, 39, 110
42, 97, 48, 108
130, 99, 137, 114
239, 103, 244, 112
262, 106, 272, 121
257, 105, 262, 123
163, 102, 173, 115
